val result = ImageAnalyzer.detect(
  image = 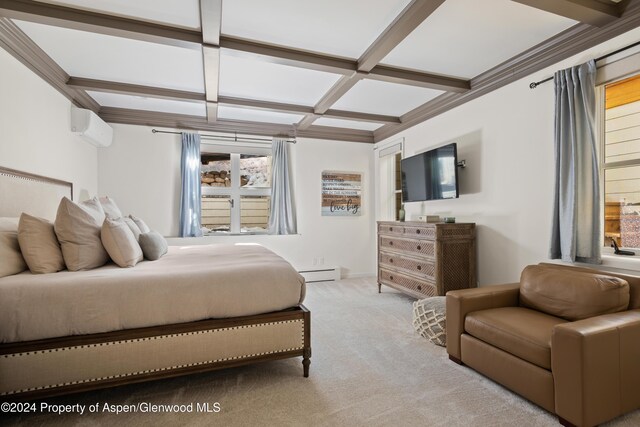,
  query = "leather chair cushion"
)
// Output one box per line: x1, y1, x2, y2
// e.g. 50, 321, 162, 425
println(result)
465, 306, 568, 369
519, 265, 630, 321
538, 262, 640, 310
